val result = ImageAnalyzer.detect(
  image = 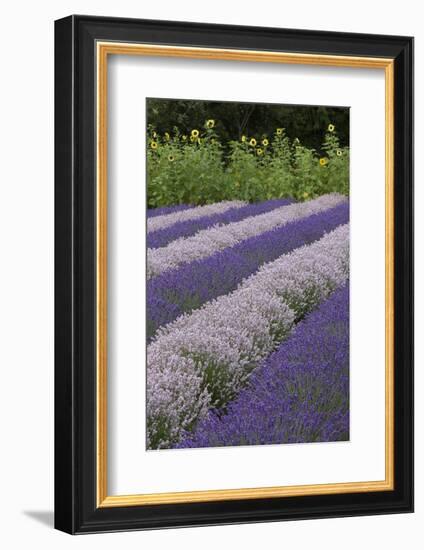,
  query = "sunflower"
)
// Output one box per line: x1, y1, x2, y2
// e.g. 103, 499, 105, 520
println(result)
164, 132, 170, 140
276, 128, 283, 136
336, 149, 343, 157
152, 131, 157, 138
328, 124, 335, 132
257, 148, 263, 156
190, 135, 196, 142
191, 129, 199, 138
249, 137, 257, 147
206, 119, 215, 129
262, 138, 269, 146
319, 157, 328, 166
182, 135, 187, 141
241, 135, 247, 142
168, 154, 175, 162
150, 141, 158, 150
